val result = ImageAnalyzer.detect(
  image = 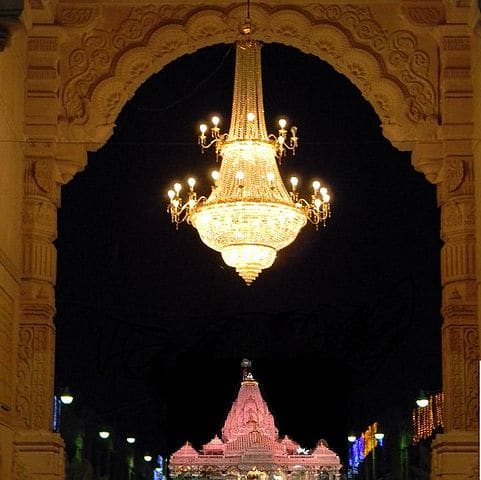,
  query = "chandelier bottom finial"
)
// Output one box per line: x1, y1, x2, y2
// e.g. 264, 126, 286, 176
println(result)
222, 245, 276, 285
